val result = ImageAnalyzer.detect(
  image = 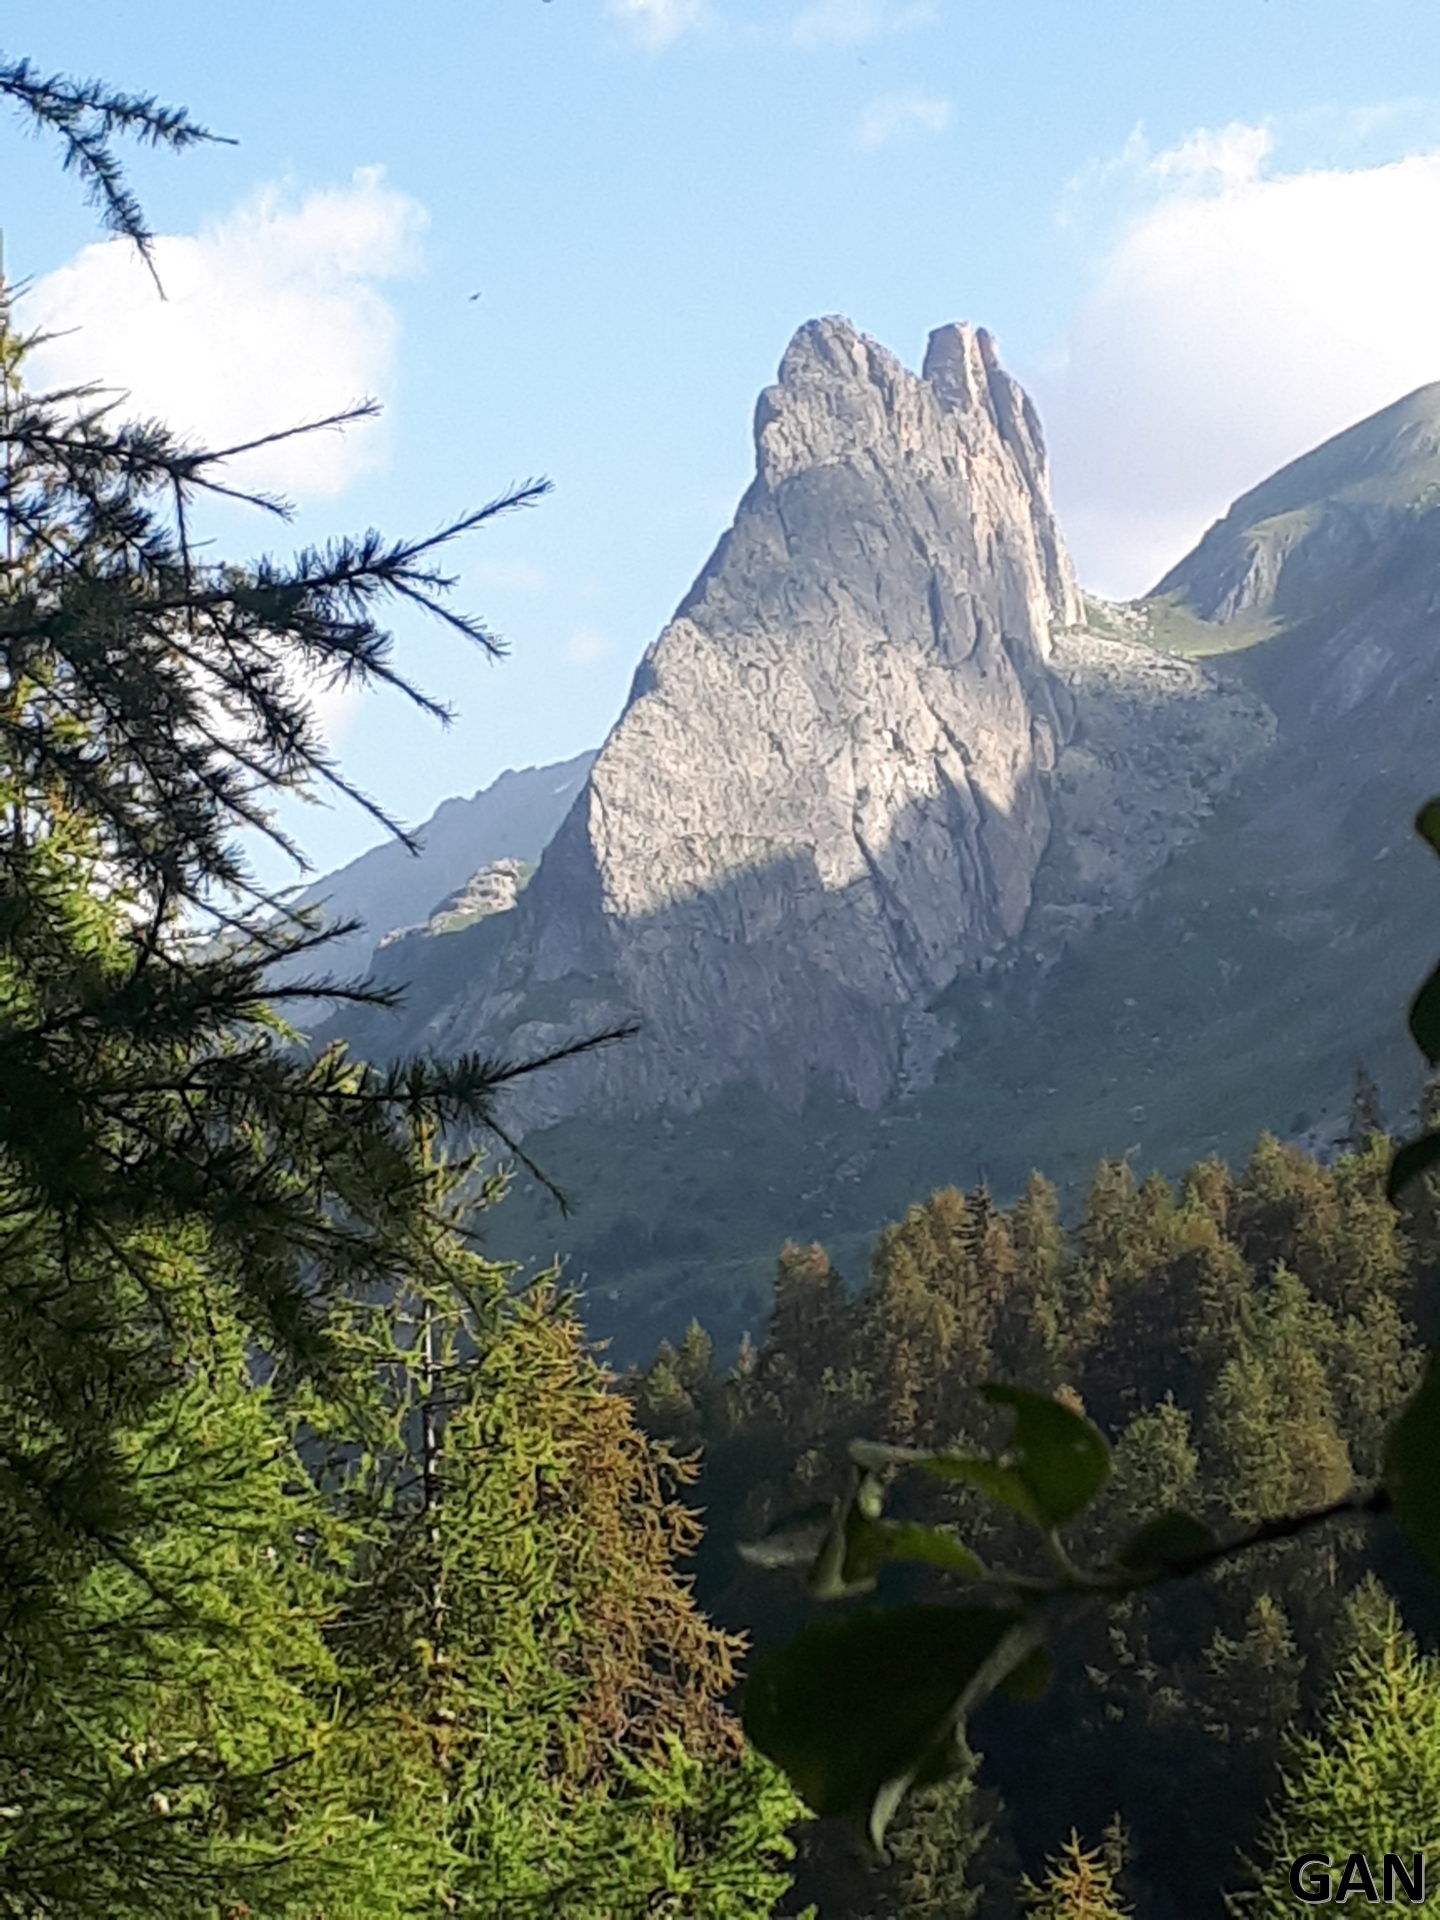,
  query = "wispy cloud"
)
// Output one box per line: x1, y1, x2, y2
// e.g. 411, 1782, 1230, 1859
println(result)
22, 169, 428, 749
791, 0, 935, 48
1036, 122, 1440, 596
854, 90, 952, 149
605, 0, 709, 49
24, 167, 427, 502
